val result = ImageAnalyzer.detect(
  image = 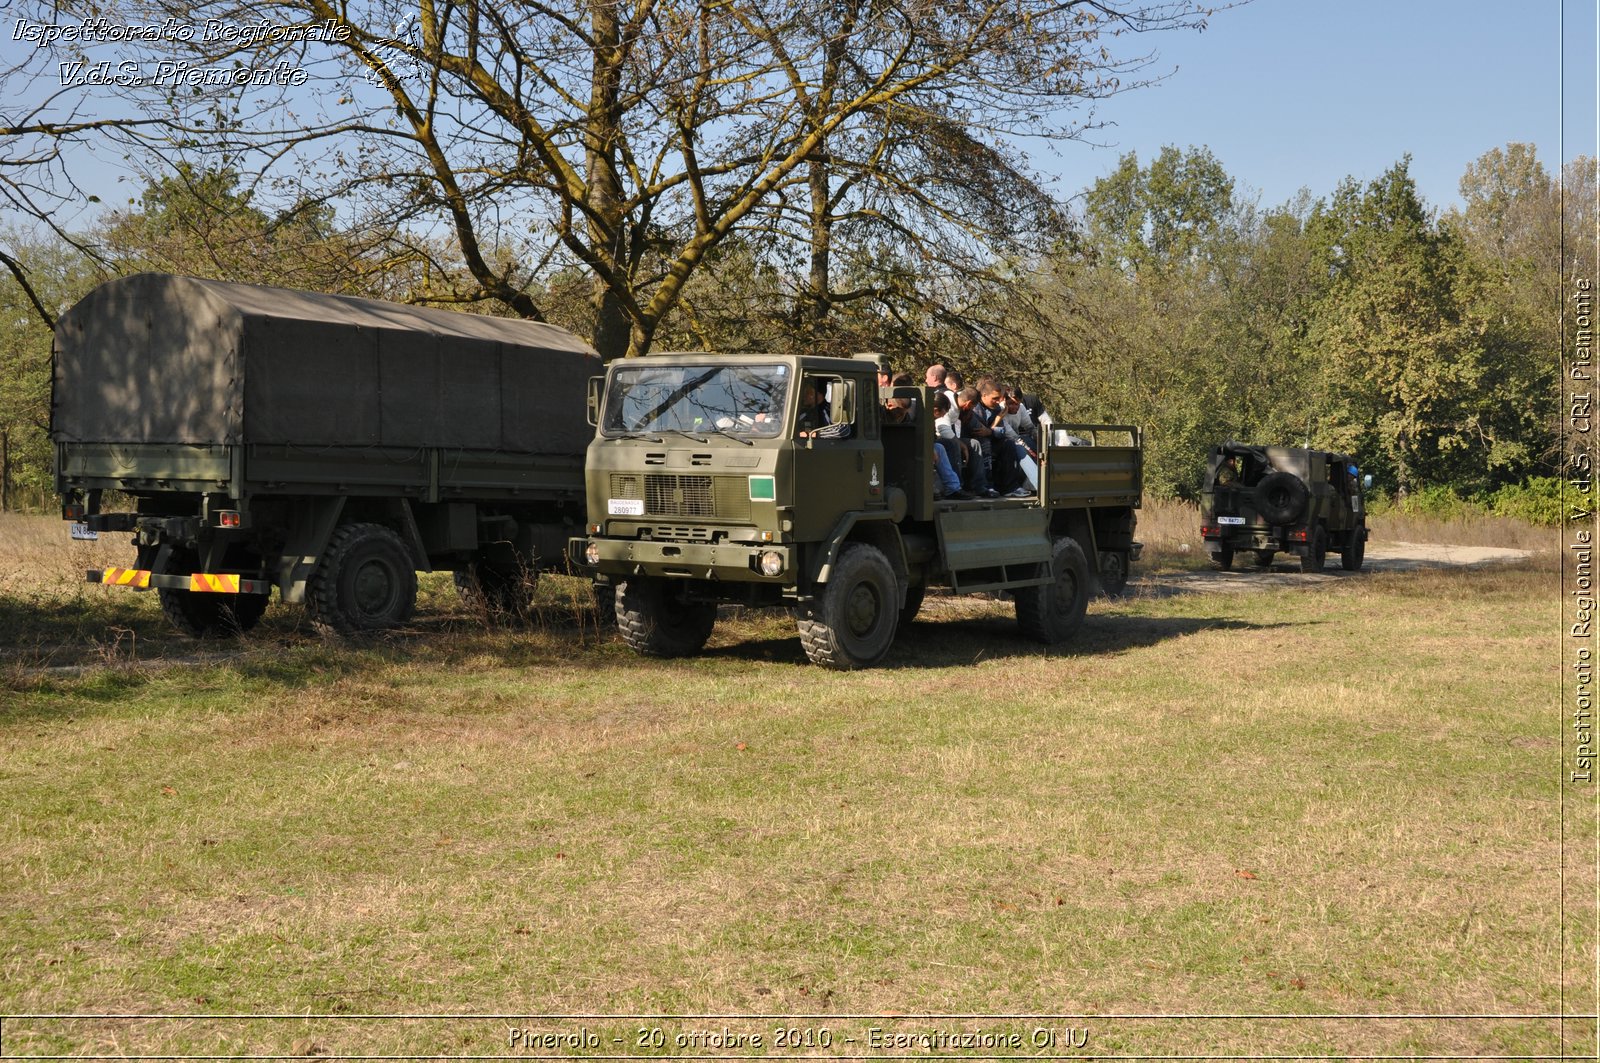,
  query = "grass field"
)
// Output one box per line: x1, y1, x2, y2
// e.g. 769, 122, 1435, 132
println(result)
0, 506, 1591, 1059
